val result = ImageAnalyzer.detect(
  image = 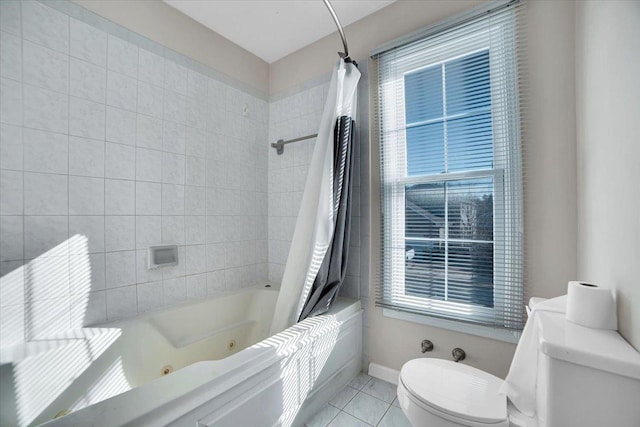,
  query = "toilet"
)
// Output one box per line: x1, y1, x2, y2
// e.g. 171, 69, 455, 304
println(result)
397, 303, 640, 427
